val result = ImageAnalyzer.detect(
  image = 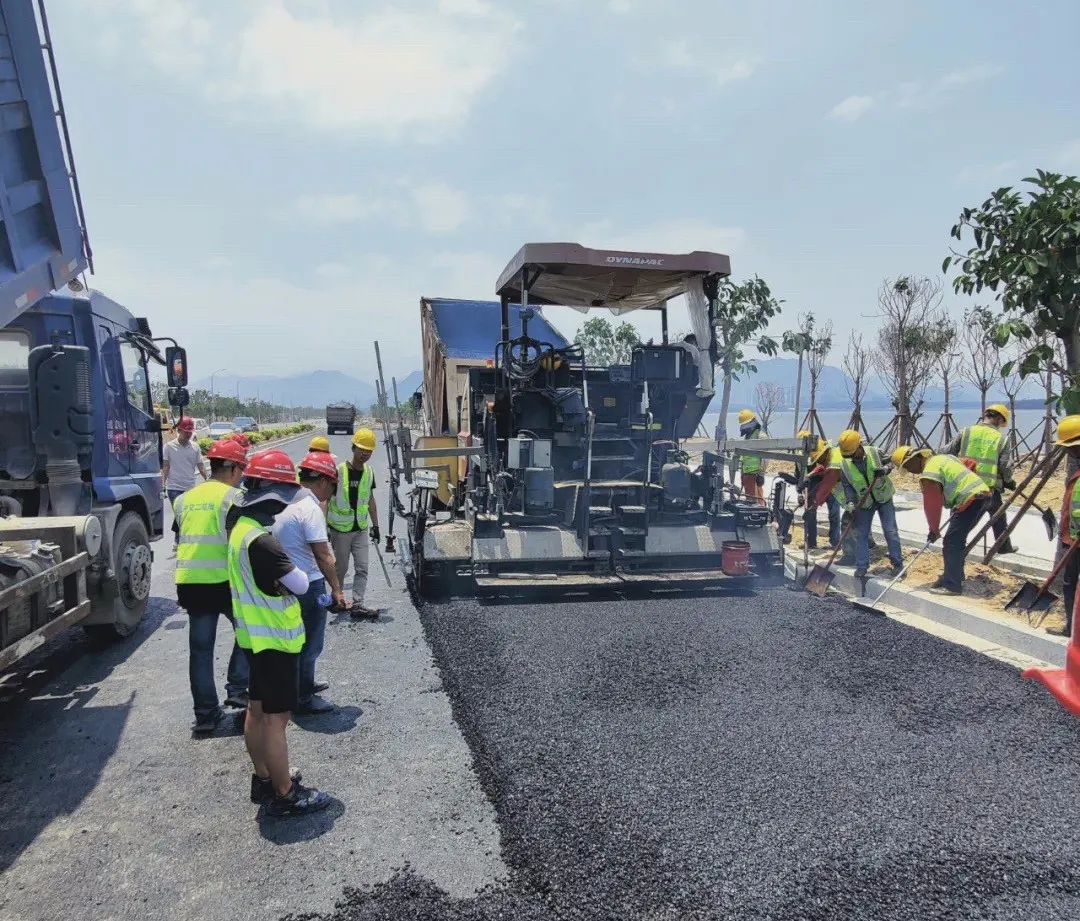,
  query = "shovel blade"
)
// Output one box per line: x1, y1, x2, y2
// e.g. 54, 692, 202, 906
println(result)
1005, 580, 1058, 613
804, 564, 835, 596
1042, 508, 1057, 542
1025, 587, 1059, 614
